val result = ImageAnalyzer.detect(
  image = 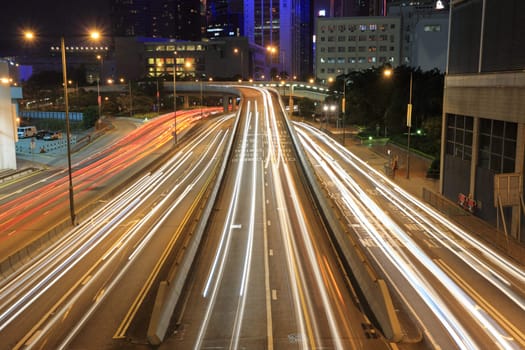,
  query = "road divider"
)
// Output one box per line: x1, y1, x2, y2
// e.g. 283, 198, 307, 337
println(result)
278, 94, 403, 342
147, 106, 242, 345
